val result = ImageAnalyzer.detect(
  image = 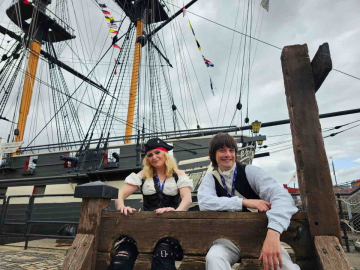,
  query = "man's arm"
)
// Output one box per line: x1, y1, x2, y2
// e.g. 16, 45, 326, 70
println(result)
197, 173, 244, 212
246, 165, 298, 233
246, 165, 298, 270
